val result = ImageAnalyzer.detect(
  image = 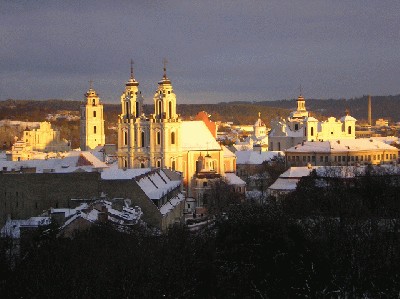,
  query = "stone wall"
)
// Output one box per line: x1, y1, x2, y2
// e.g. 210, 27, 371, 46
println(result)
0, 172, 101, 226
